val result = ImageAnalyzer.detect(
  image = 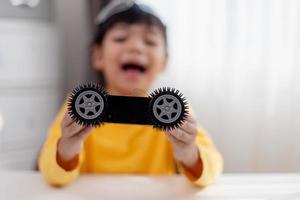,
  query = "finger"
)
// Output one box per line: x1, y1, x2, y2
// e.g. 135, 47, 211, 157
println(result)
62, 122, 86, 138
186, 114, 196, 124
73, 126, 93, 140
164, 131, 185, 146
179, 121, 197, 136
167, 129, 194, 143
61, 111, 74, 128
